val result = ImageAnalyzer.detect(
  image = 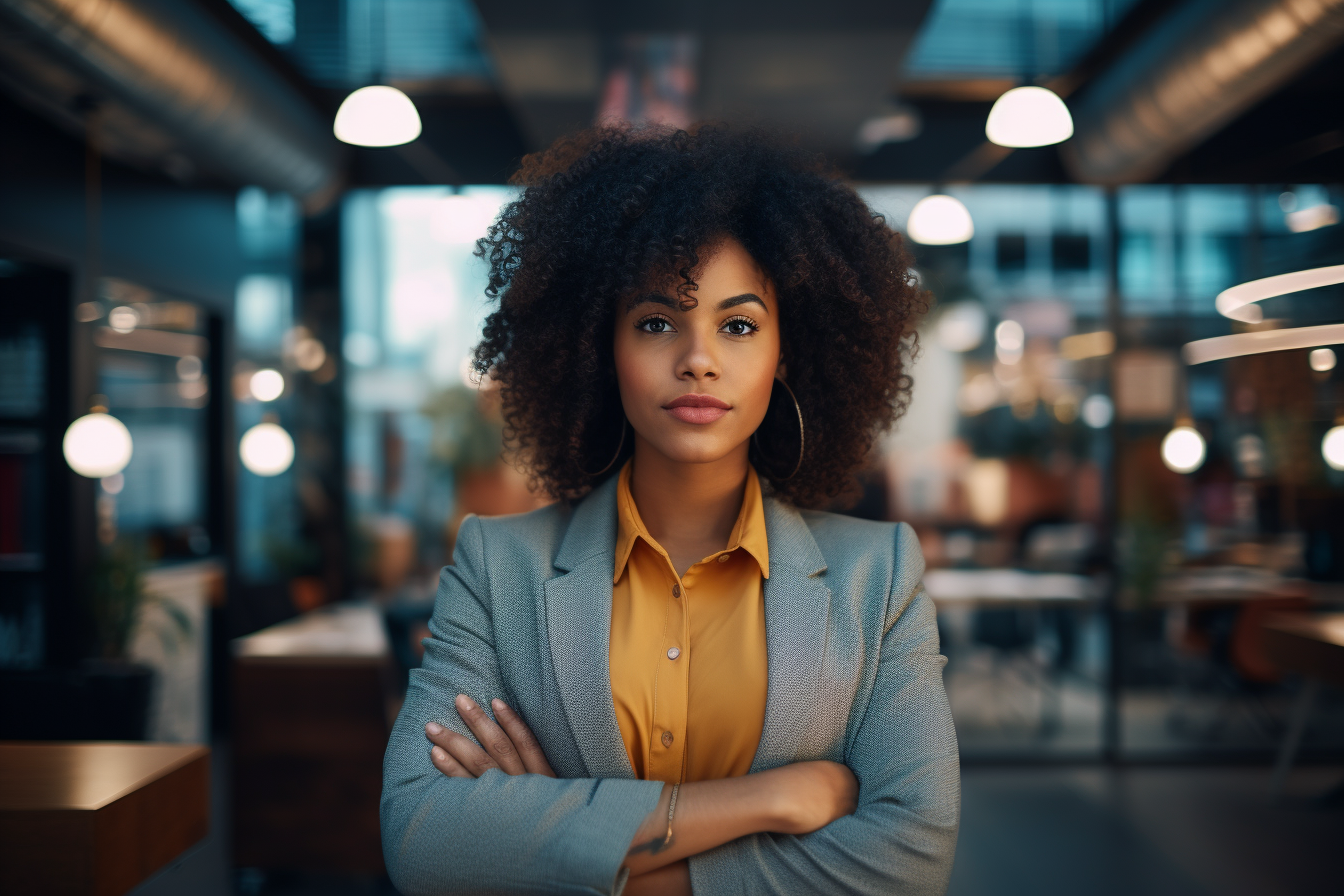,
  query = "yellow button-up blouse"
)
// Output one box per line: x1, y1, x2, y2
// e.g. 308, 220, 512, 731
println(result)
609, 461, 769, 784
